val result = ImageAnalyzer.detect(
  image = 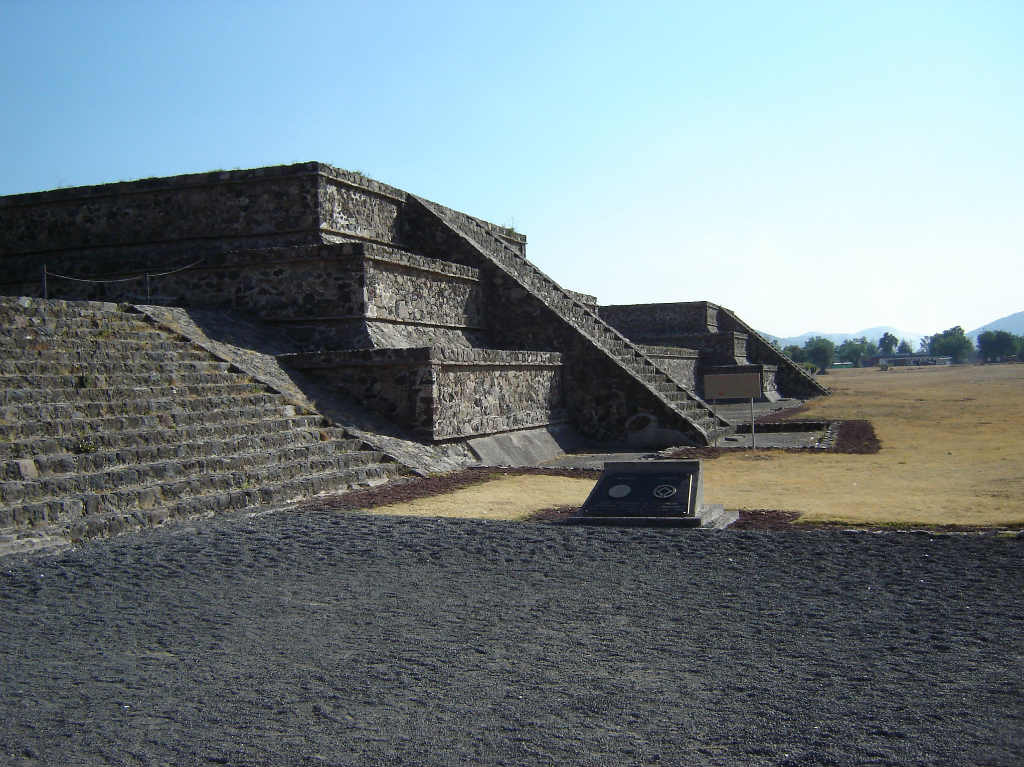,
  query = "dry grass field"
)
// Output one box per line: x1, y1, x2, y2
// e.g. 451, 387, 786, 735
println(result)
705, 363, 1024, 526
359, 364, 1024, 528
